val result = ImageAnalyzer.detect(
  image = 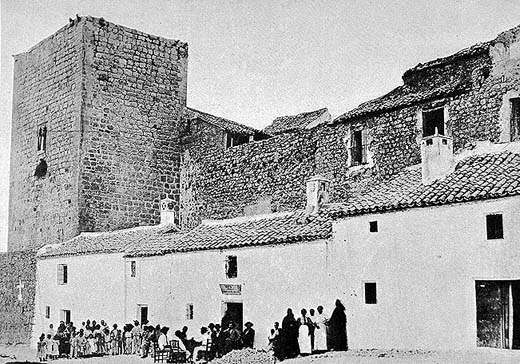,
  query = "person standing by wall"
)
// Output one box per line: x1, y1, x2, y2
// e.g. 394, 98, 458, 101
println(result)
328, 299, 347, 351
